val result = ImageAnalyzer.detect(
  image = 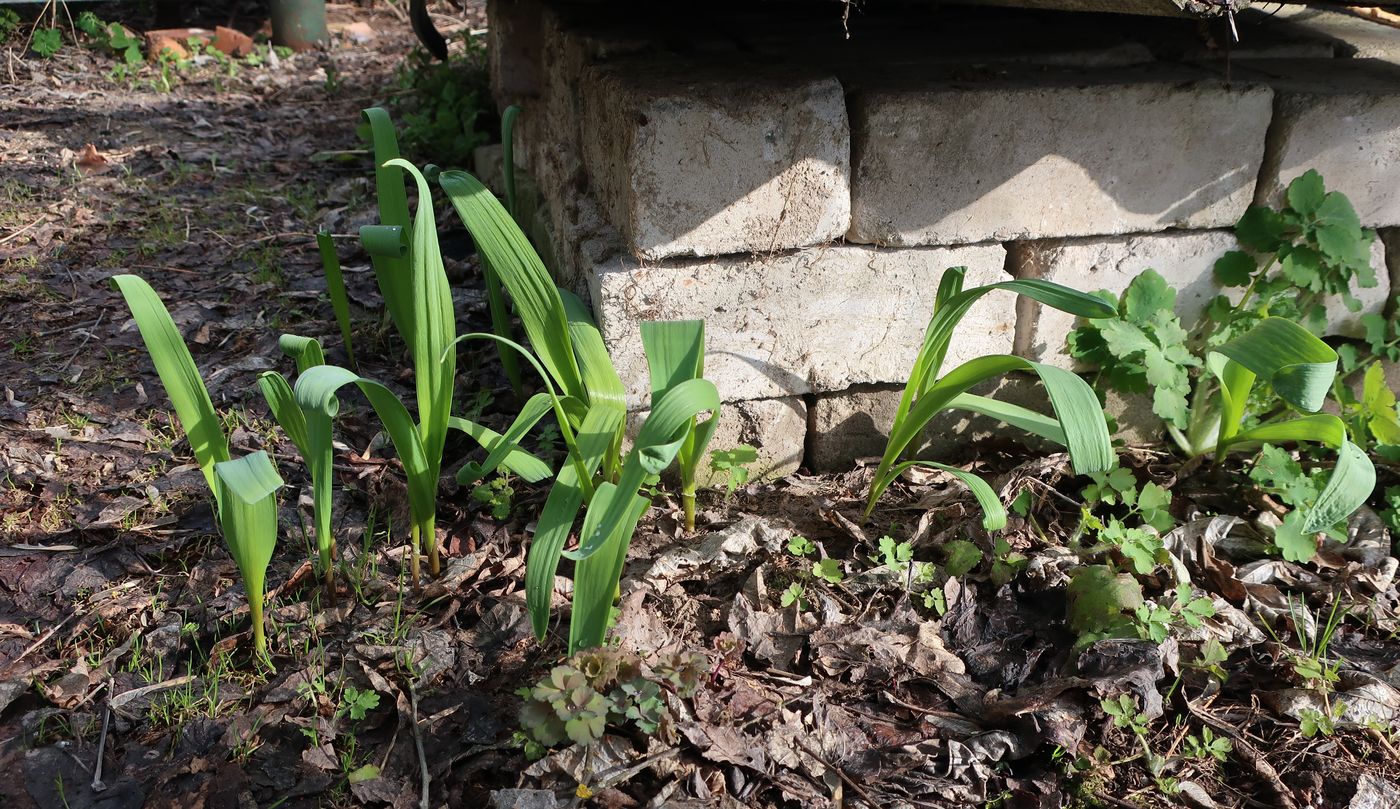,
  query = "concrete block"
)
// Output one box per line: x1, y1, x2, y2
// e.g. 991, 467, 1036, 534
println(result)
589, 243, 1011, 406
487, 0, 545, 110
1240, 7, 1400, 65
628, 397, 806, 484
847, 67, 1273, 247
581, 56, 851, 260
1011, 230, 1240, 366
1011, 230, 1390, 368
1242, 59, 1400, 229
807, 375, 1088, 471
